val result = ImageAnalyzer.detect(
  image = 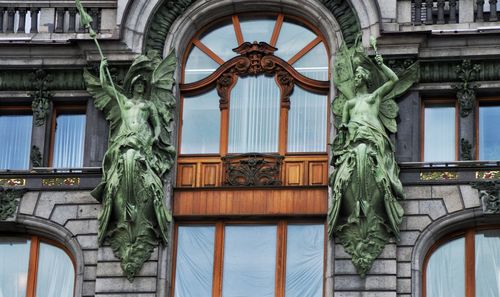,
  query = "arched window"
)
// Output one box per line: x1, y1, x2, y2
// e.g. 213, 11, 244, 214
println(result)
423, 227, 500, 297
176, 13, 330, 188
179, 13, 329, 155
0, 235, 75, 297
